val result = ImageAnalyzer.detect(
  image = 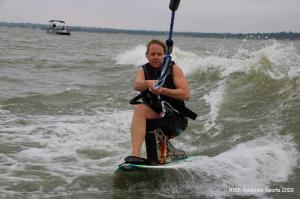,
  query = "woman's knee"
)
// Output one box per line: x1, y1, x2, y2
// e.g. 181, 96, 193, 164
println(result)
134, 104, 146, 114
133, 104, 159, 119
